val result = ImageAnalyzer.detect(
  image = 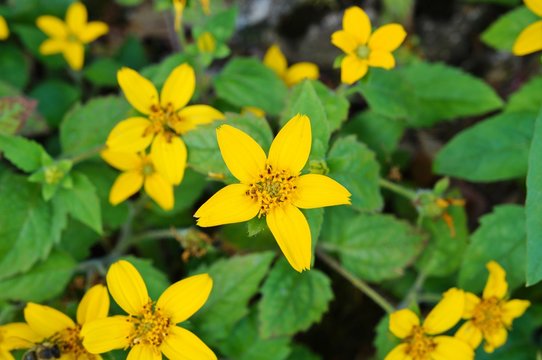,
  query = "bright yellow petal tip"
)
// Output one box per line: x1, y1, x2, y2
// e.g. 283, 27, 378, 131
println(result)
268, 114, 312, 175
483, 261, 508, 300
117, 67, 159, 115
423, 287, 465, 335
